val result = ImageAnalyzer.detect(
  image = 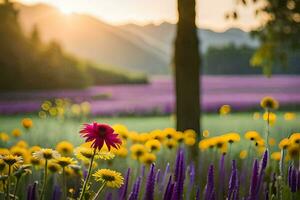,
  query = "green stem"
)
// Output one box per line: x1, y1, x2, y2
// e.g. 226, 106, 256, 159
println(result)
6, 165, 11, 200
40, 159, 48, 200
92, 182, 106, 200
79, 148, 96, 200
62, 167, 66, 199
13, 178, 20, 200
266, 109, 270, 151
